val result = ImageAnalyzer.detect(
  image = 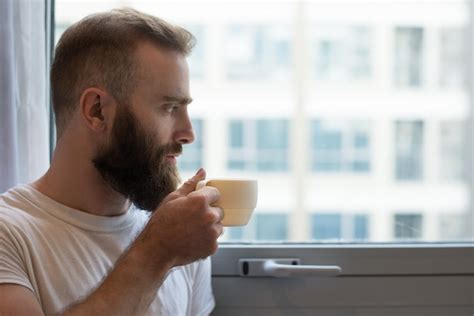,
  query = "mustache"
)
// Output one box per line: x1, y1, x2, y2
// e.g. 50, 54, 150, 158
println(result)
164, 142, 183, 156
